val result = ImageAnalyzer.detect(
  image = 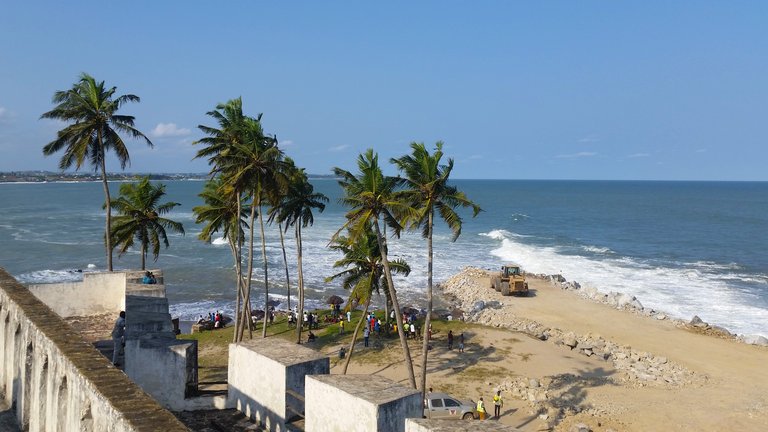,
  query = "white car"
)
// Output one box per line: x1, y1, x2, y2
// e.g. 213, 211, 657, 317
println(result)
423, 392, 477, 420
